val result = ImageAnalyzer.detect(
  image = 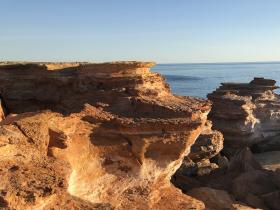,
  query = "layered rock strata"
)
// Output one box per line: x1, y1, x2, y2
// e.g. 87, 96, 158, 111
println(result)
0, 62, 210, 209
208, 77, 280, 155
174, 78, 280, 210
